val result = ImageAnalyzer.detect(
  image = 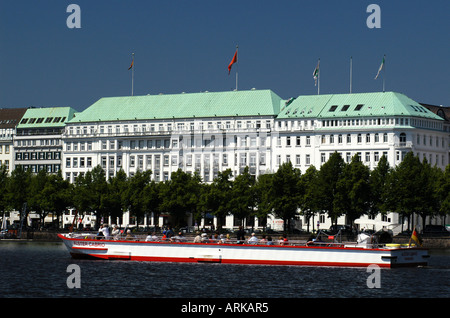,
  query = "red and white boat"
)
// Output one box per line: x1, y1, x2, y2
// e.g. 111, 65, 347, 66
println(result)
58, 231, 429, 268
